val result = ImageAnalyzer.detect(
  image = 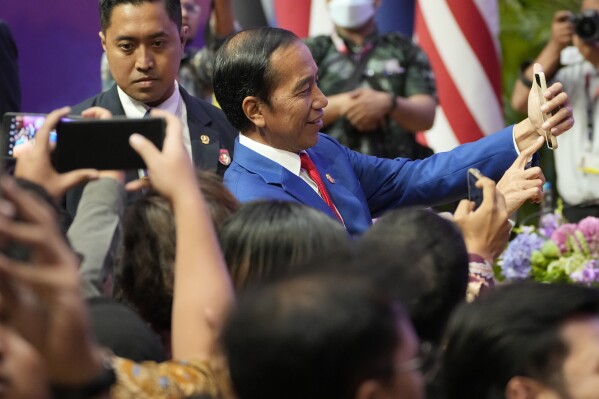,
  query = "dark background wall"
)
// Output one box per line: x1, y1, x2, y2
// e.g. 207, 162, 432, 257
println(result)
2, 1, 103, 112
